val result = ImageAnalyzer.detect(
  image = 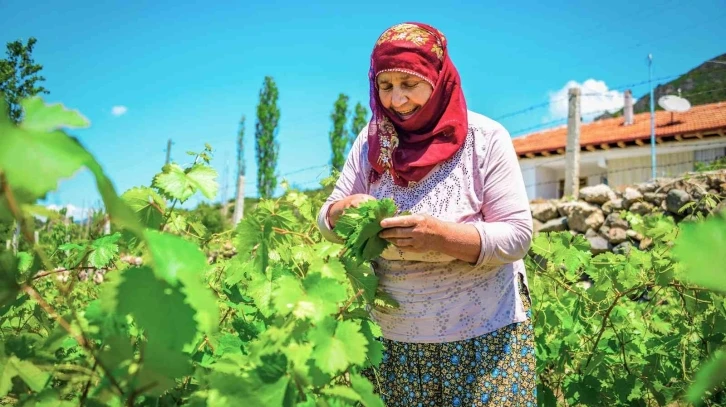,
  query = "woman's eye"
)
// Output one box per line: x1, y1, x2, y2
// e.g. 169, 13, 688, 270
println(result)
379, 85, 393, 91
402, 82, 420, 89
